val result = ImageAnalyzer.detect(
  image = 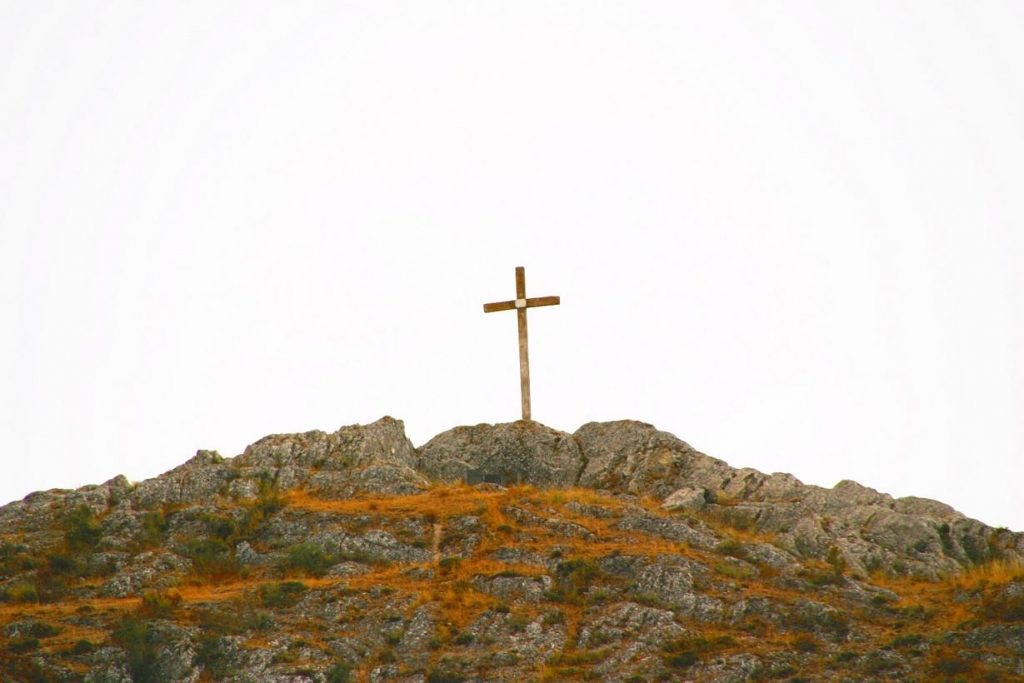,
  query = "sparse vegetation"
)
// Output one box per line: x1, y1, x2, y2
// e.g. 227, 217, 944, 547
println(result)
64, 504, 103, 551
1, 479, 1023, 682
140, 589, 182, 617
285, 542, 334, 577
113, 617, 160, 683
259, 580, 307, 608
